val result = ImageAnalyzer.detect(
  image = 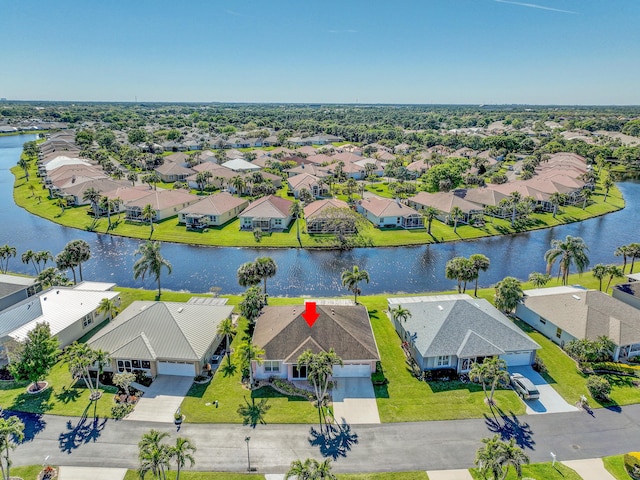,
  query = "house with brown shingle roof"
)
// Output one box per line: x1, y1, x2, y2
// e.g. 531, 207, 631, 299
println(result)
177, 192, 248, 229
407, 191, 483, 224
287, 173, 328, 199
304, 199, 356, 234
252, 304, 380, 380
155, 161, 195, 182
125, 189, 200, 222
516, 287, 640, 361
239, 194, 293, 231
357, 197, 422, 229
